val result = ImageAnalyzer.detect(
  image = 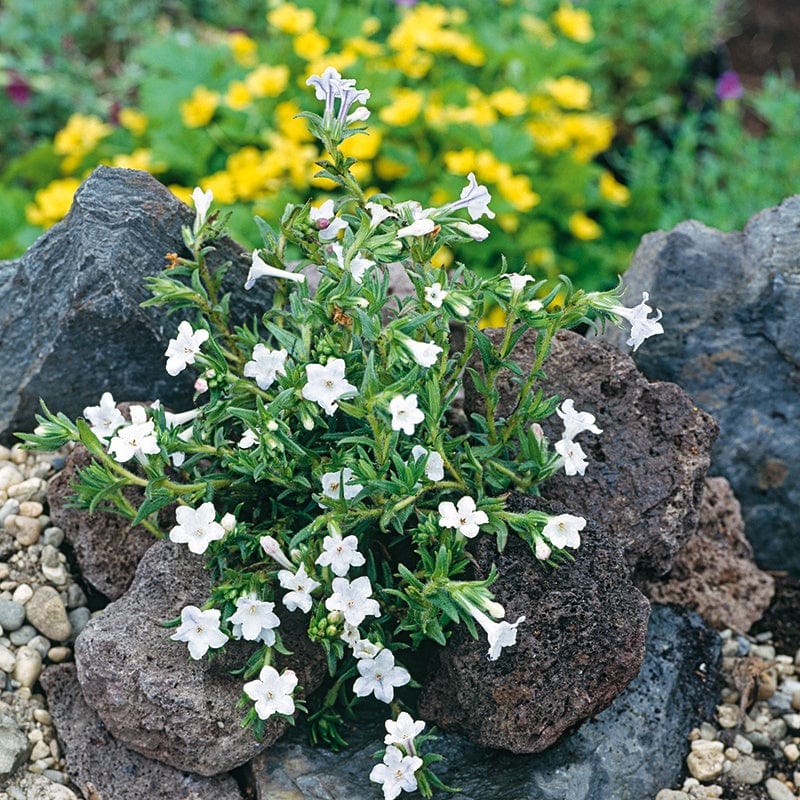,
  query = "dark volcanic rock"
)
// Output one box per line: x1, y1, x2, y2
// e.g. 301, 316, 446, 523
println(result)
465, 328, 718, 581
418, 496, 650, 753
644, 477, 774, 632
0, 166, 273, 443
47, 444, 158, 600
40, 664, 243, 800
601, 197, 800, 572
74, 540, 326, 776
251, 605, 721, 800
